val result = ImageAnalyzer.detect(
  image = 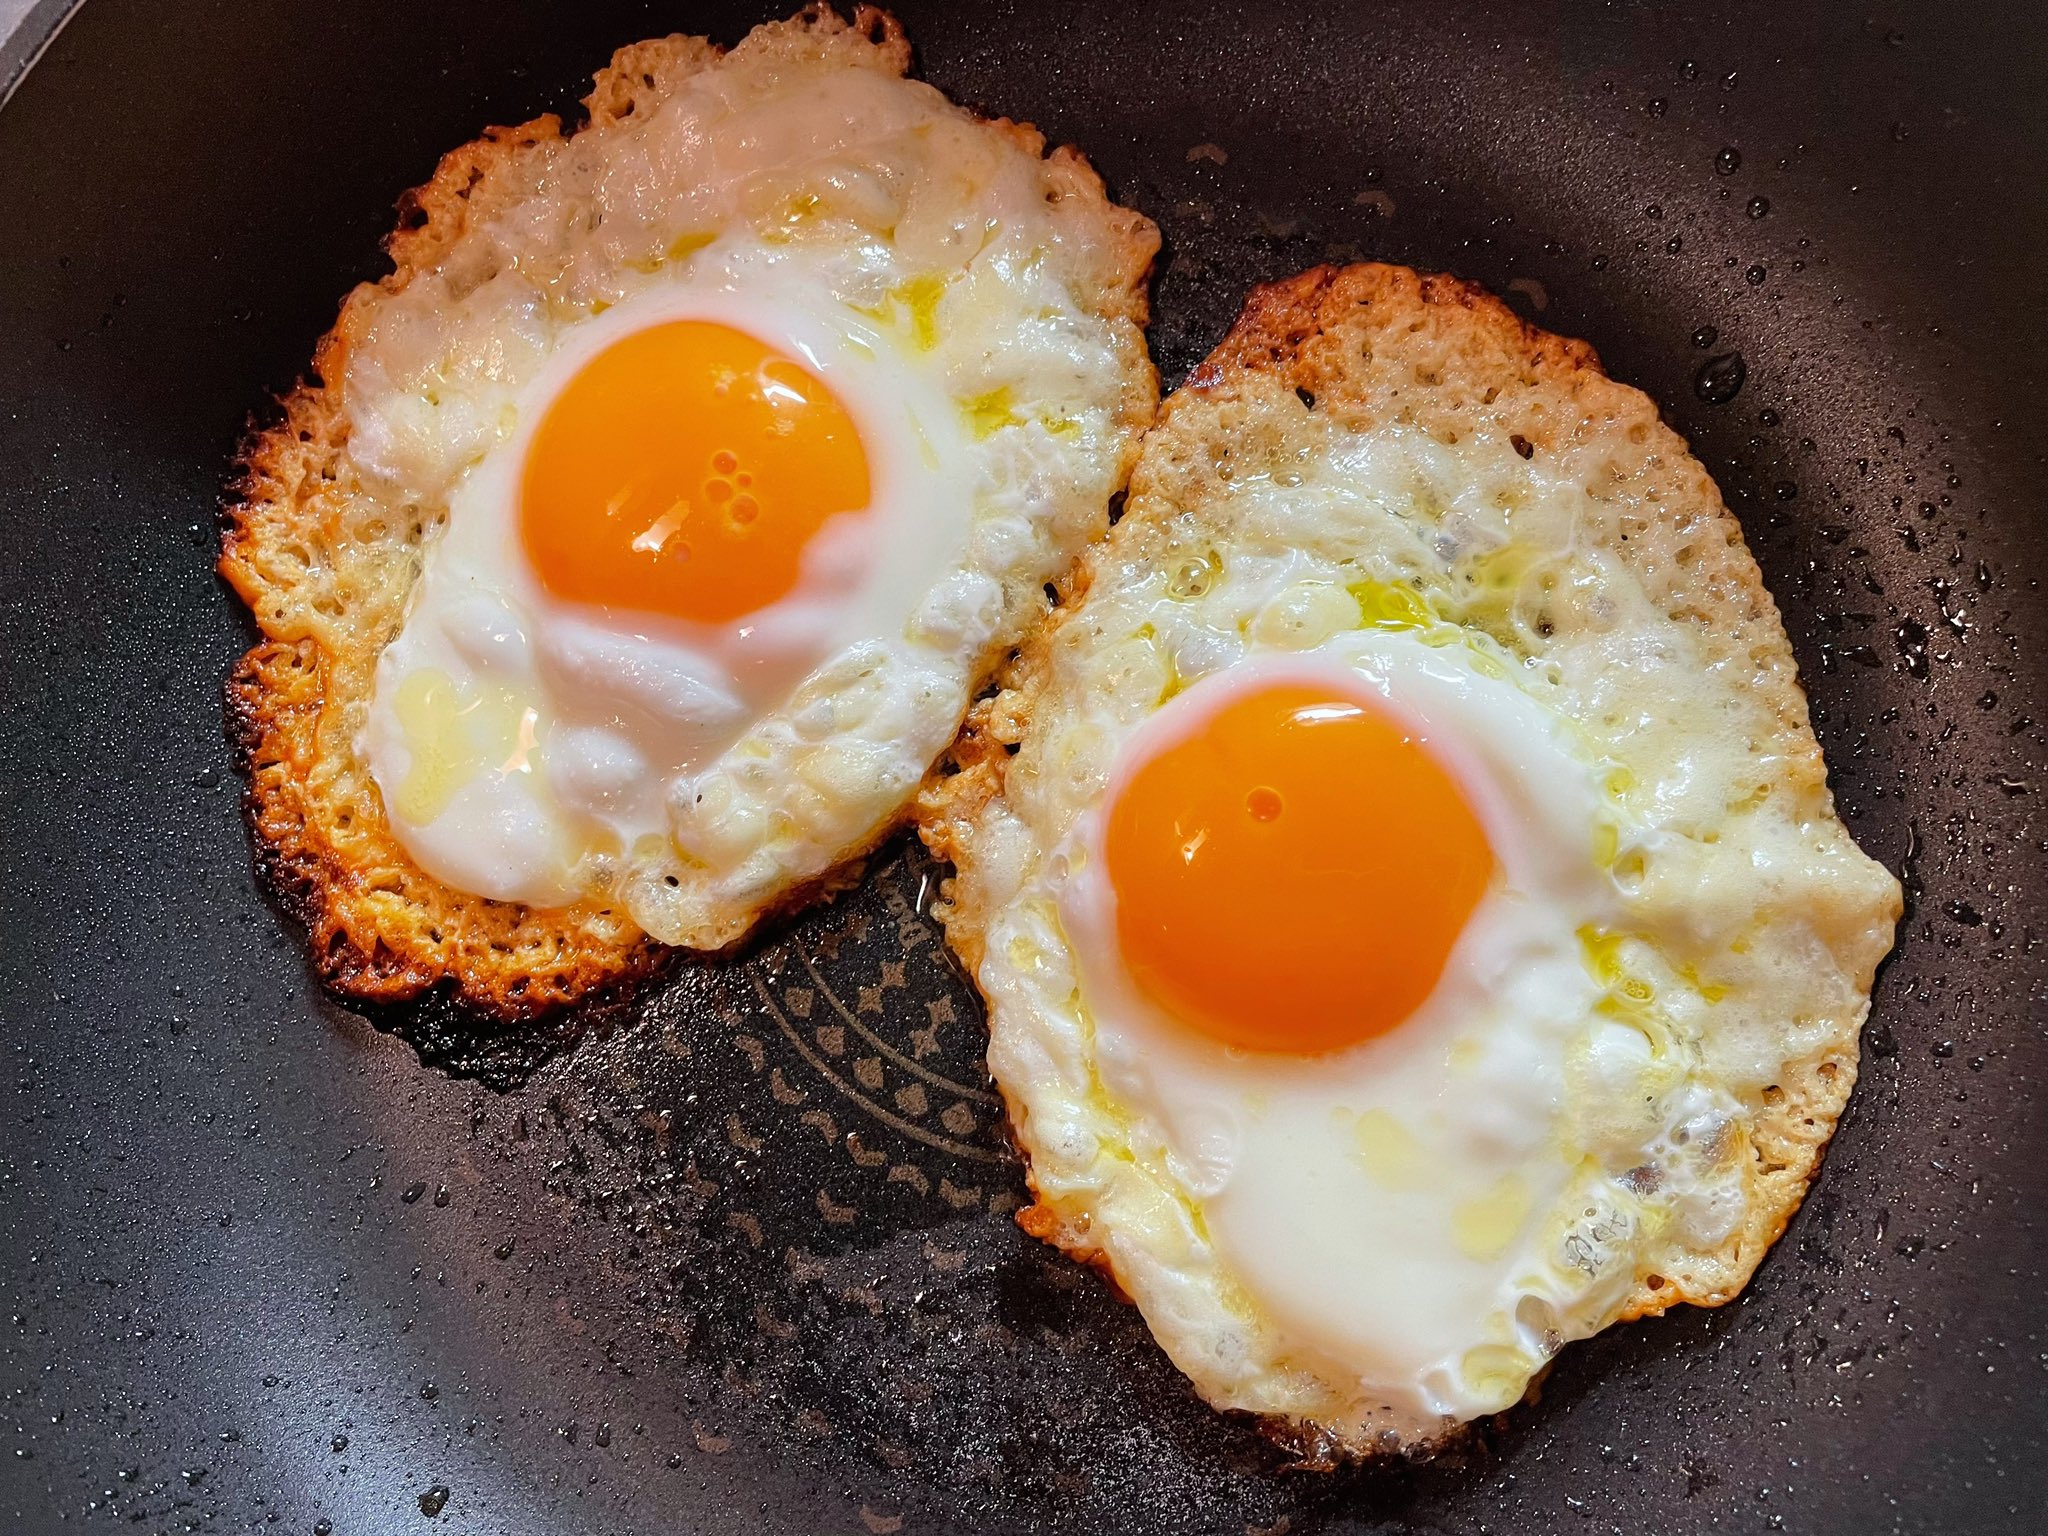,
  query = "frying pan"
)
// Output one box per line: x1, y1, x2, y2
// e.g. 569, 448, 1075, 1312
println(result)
2, 2, 2043, 1532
